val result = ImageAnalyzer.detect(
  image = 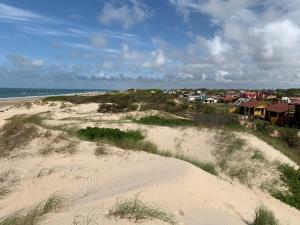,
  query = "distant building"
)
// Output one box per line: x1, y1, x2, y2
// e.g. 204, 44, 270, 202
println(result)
203, 96, 218, 104
240, 91, 257, 99
239, 101, 268, 118
265, 103, 295, 125
294, 103, 300, 128
257, 91, 276, 101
